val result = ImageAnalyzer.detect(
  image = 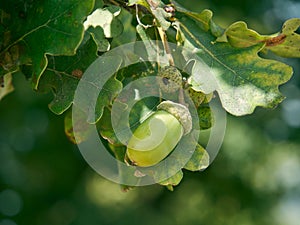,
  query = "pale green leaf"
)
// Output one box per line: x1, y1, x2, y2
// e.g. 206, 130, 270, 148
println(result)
184, 144, 210, 171
158, 170, 183, 190
151, 7, 171, 31
217, 18, 300, 58
268, 18, 300, 58
0, 73, 14, 100
84, 7, 123, 38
